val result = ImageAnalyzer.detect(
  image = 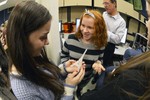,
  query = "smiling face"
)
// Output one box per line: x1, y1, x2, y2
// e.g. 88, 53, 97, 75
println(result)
80, 16, 95, 43
28, 20, 51, 56
146, 1, 150, 46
